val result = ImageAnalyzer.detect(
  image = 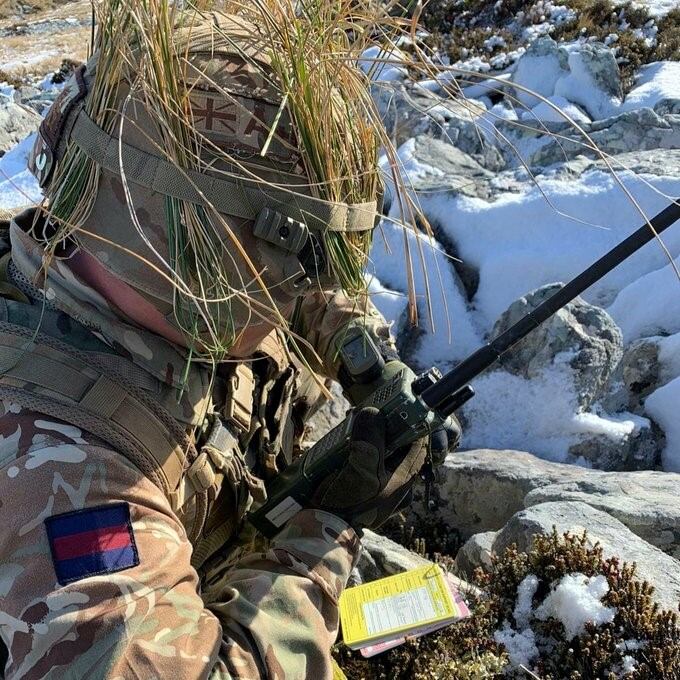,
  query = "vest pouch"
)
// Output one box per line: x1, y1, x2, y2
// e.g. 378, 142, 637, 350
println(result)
189, 418, 266, 569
